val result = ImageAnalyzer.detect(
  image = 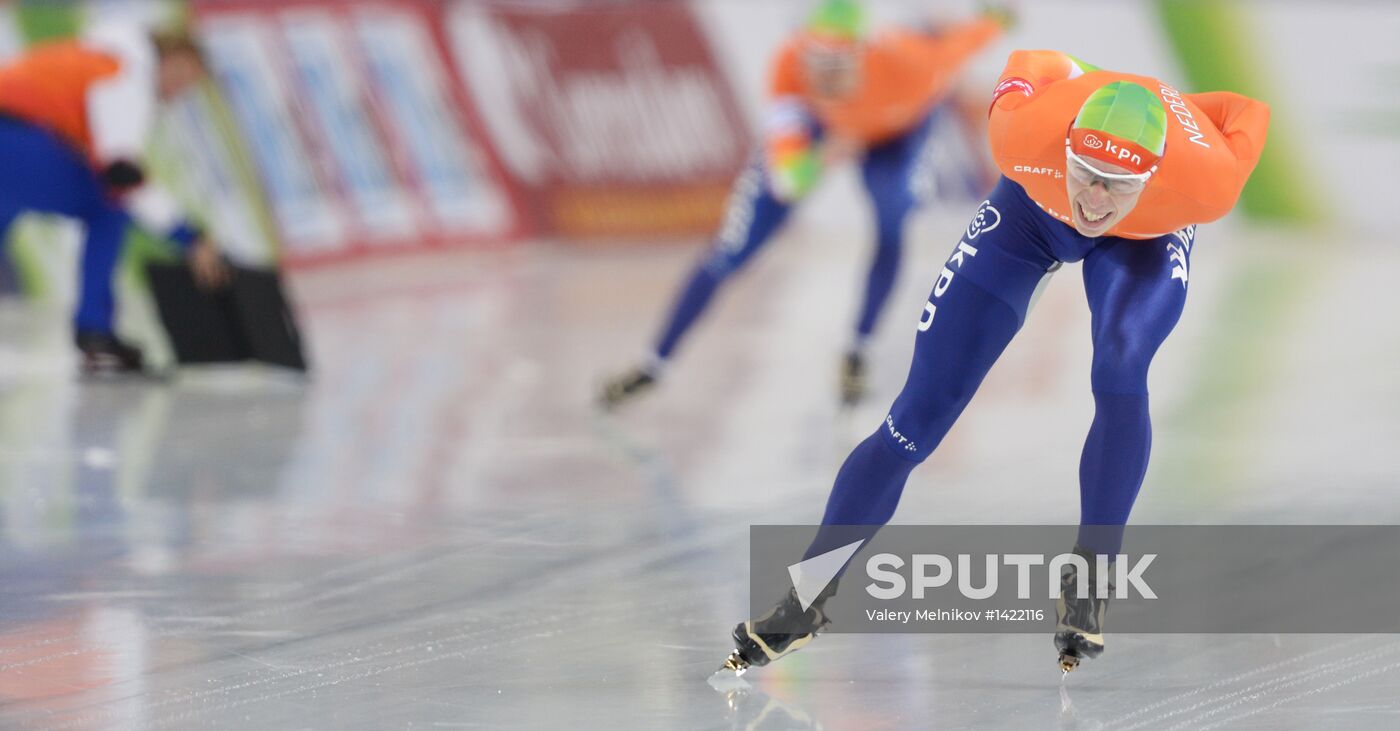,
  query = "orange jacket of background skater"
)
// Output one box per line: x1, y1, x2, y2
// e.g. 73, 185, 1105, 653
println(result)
0, 40, 129, 165
988, 50, 1270, 239
766, 18, 1003, 162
